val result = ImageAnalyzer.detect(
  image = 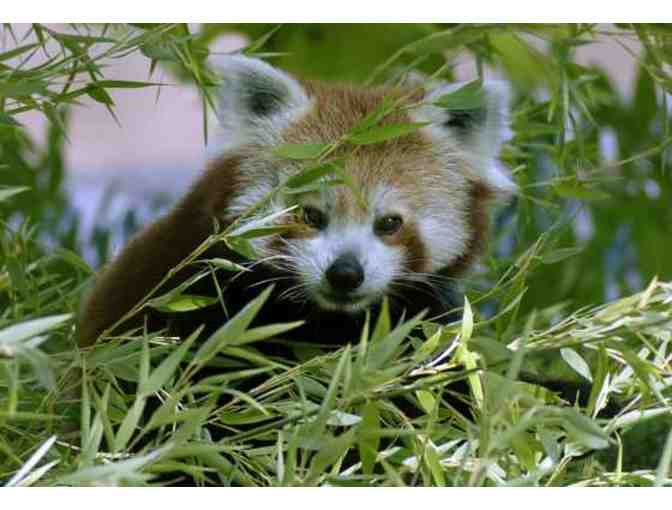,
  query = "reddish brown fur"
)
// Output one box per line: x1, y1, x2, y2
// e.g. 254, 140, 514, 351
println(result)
78, 157, 241, 346
396, 221, 430, 274
283, 82, 449, 228
78, 79, 494, 347
287, 81, 437, 194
